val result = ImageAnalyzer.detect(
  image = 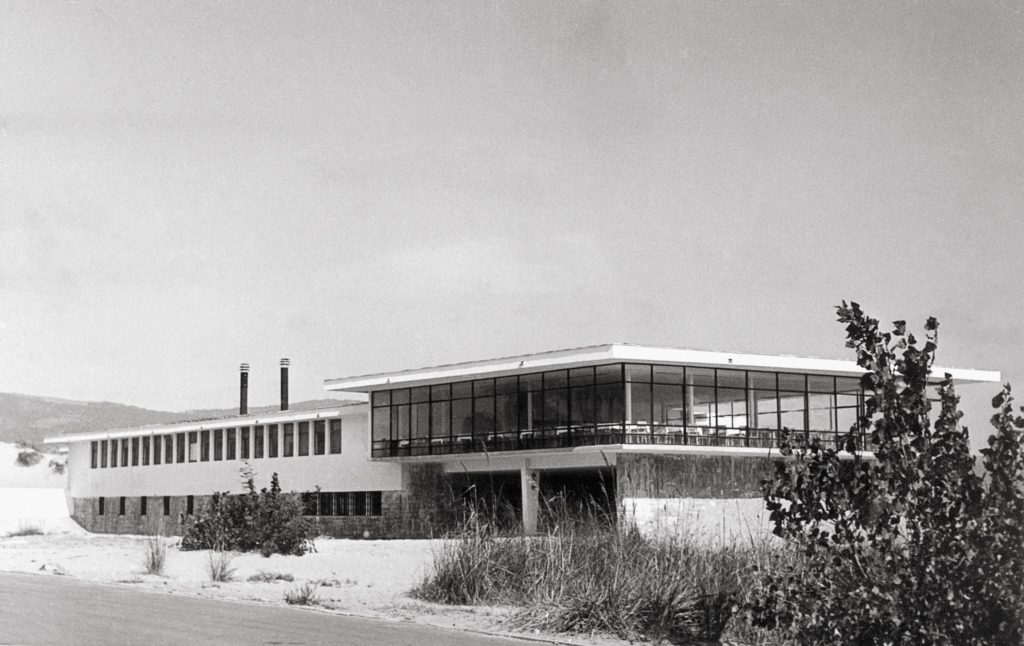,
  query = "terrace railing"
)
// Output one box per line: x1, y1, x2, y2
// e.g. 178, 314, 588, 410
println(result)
371, 424, 869, 458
